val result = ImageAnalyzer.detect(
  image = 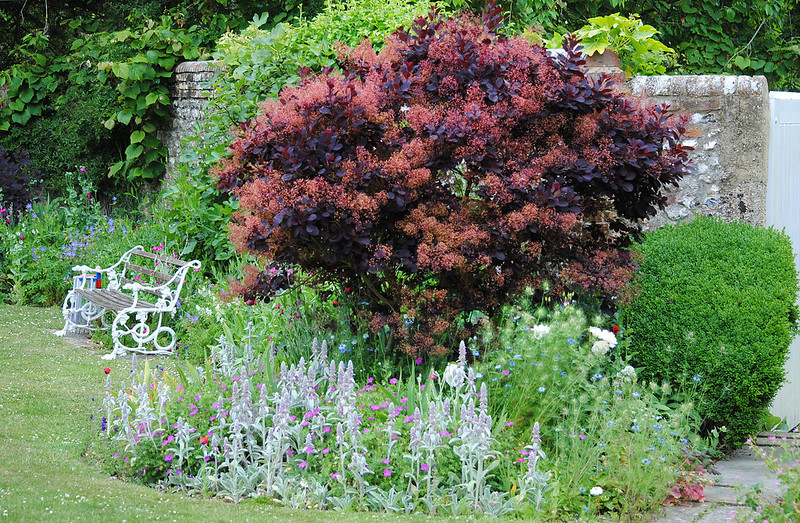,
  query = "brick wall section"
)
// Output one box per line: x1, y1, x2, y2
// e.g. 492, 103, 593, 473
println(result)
161, 63, 771, 230
626, 75, 770, 229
